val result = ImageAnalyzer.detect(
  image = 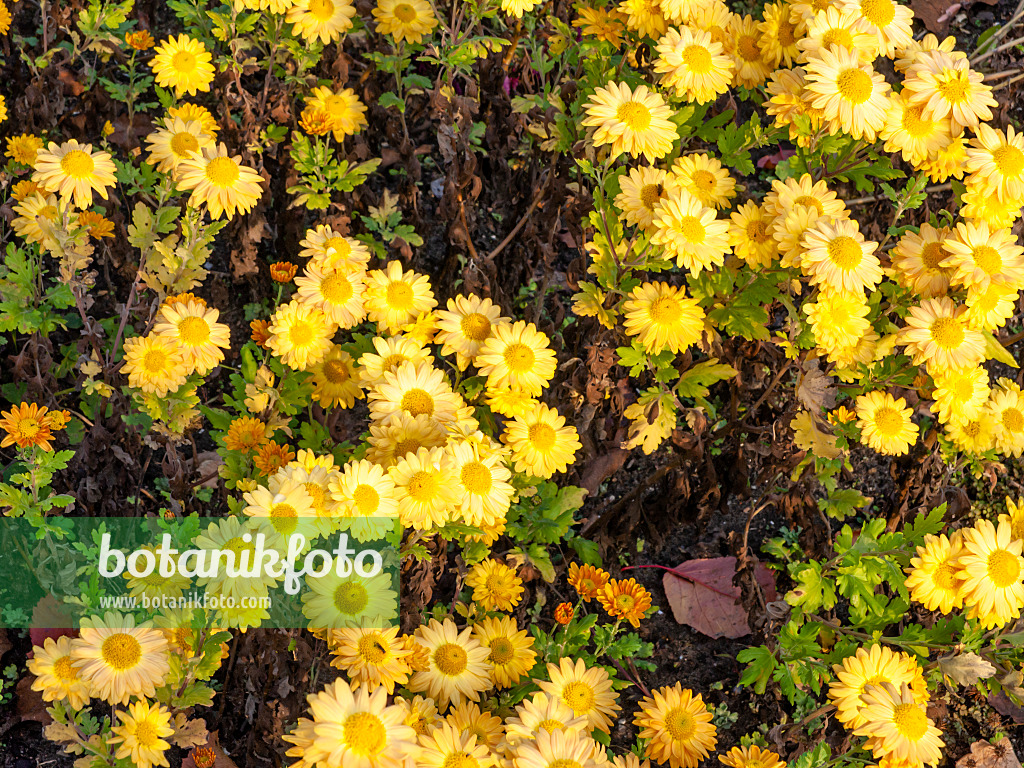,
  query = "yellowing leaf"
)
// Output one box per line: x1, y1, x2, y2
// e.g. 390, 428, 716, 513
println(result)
938, 652, 997, 686
791, 410, 843, 460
